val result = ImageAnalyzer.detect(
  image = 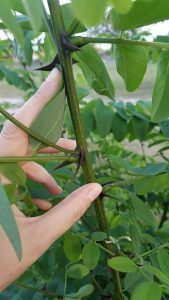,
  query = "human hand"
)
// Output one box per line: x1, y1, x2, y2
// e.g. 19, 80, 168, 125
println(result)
0, 69, 102, 290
